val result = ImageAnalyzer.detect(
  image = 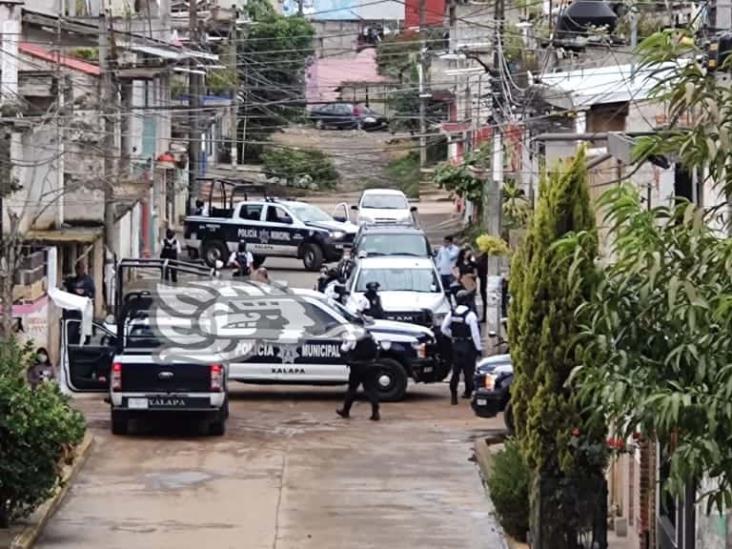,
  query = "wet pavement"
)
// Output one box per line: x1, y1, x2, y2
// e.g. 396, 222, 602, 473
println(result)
37, 385, 507, 549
